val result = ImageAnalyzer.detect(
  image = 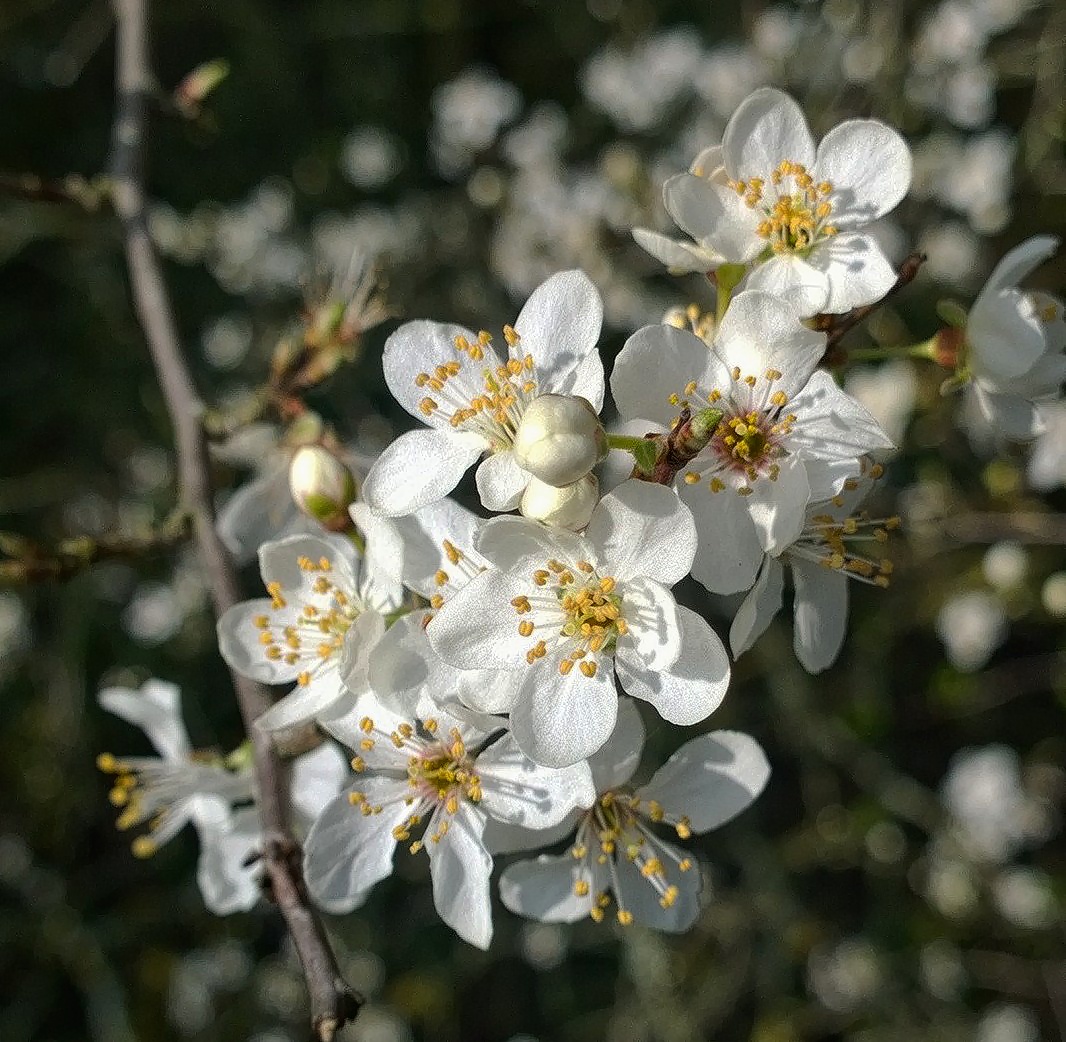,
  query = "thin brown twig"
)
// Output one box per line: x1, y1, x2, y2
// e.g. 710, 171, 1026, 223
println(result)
108, 1, 359, 1037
